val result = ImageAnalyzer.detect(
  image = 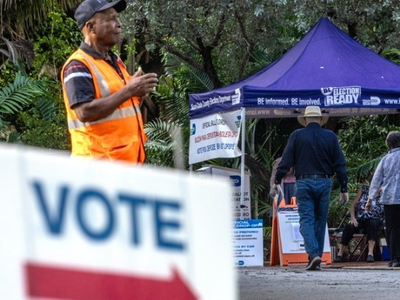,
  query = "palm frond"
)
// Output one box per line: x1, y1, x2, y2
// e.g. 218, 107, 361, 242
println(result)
6, 131, 21, 143
37, 97, 58, 121
0, 72, 45, 125
184, 64, 214, 92
162, 52, 214, 92
145, 118, 176, 142
382, 48, 400, 65
0, 37, 18, 66
155, 75, 189, 124
0, 0, 79, 39
144, 119, 179, 167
